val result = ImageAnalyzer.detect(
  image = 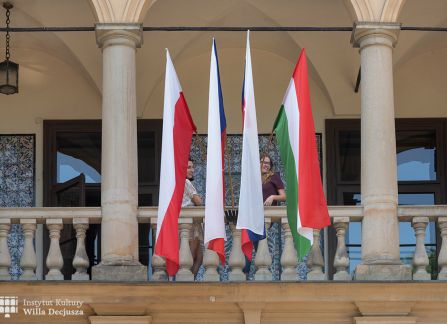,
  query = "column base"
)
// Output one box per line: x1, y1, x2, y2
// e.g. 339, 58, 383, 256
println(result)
92, 264, 147, 281
151, 270, 168, 281
334, 270, 352, 281
307, 271, 325, 281
229, 269, 246, 281
72, 272, 90, 281
203, 269, 220, 282
254, 269, 272, 281
412, 271, 431, 281
175, 269, 194, 282
45, 271, 64, 280
281, 269, 297, 281
354, 264, 412, 281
